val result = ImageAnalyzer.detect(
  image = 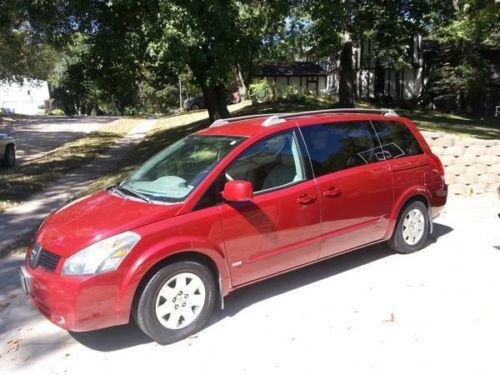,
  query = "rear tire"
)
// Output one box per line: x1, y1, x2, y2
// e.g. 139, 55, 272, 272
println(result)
389, 201, 429, 254
134, 261, 217, 345
2, 145, 15, 168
